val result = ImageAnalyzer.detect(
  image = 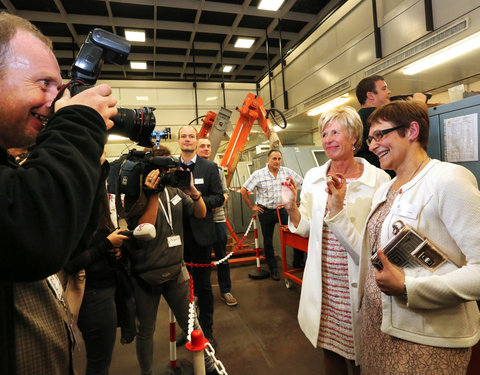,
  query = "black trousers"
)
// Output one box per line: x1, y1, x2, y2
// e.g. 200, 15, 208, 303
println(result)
258, 207, 305, 272
183, 233, 214, 338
